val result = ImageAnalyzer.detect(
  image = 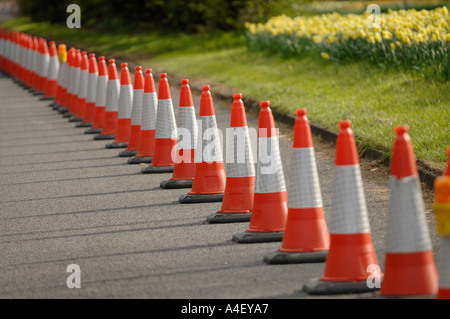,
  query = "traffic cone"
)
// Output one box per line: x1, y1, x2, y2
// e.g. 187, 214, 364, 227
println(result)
50, 43, 67, 109
141, 73, 177, 173
206, 93, 255, 222
40, 40, 59, 100
435, 159, 450, 299
77, 53, 98, 127
63, 49, 81, 118
160, 79, 198, 189
69, 51, 89, 122
128, 69, 157, 164
93, 59, 120, 140
303, 120, 380, 295
85, 56, 107, 134
33, 38, 49, 96
232, 101, 287, 243
264, 109, 329, 264
27, 36, 39, 93
105, 62, 133, 148
57, 47, 75, 114
119, 66, 144, 157
379, 126, 438, 297
179, 85, 226, 203
445, 147, 450, 177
